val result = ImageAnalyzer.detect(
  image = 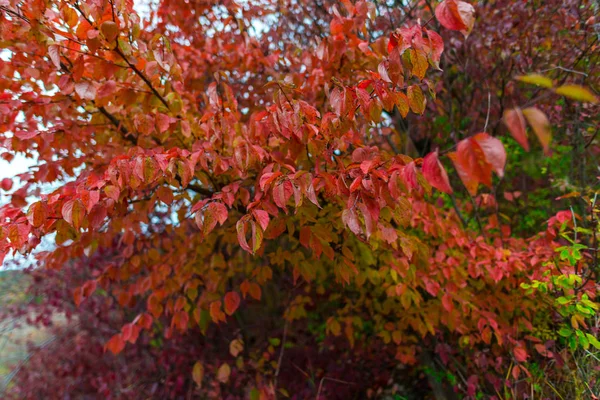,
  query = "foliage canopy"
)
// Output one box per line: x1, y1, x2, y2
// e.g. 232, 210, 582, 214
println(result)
0, 0, 599, 398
